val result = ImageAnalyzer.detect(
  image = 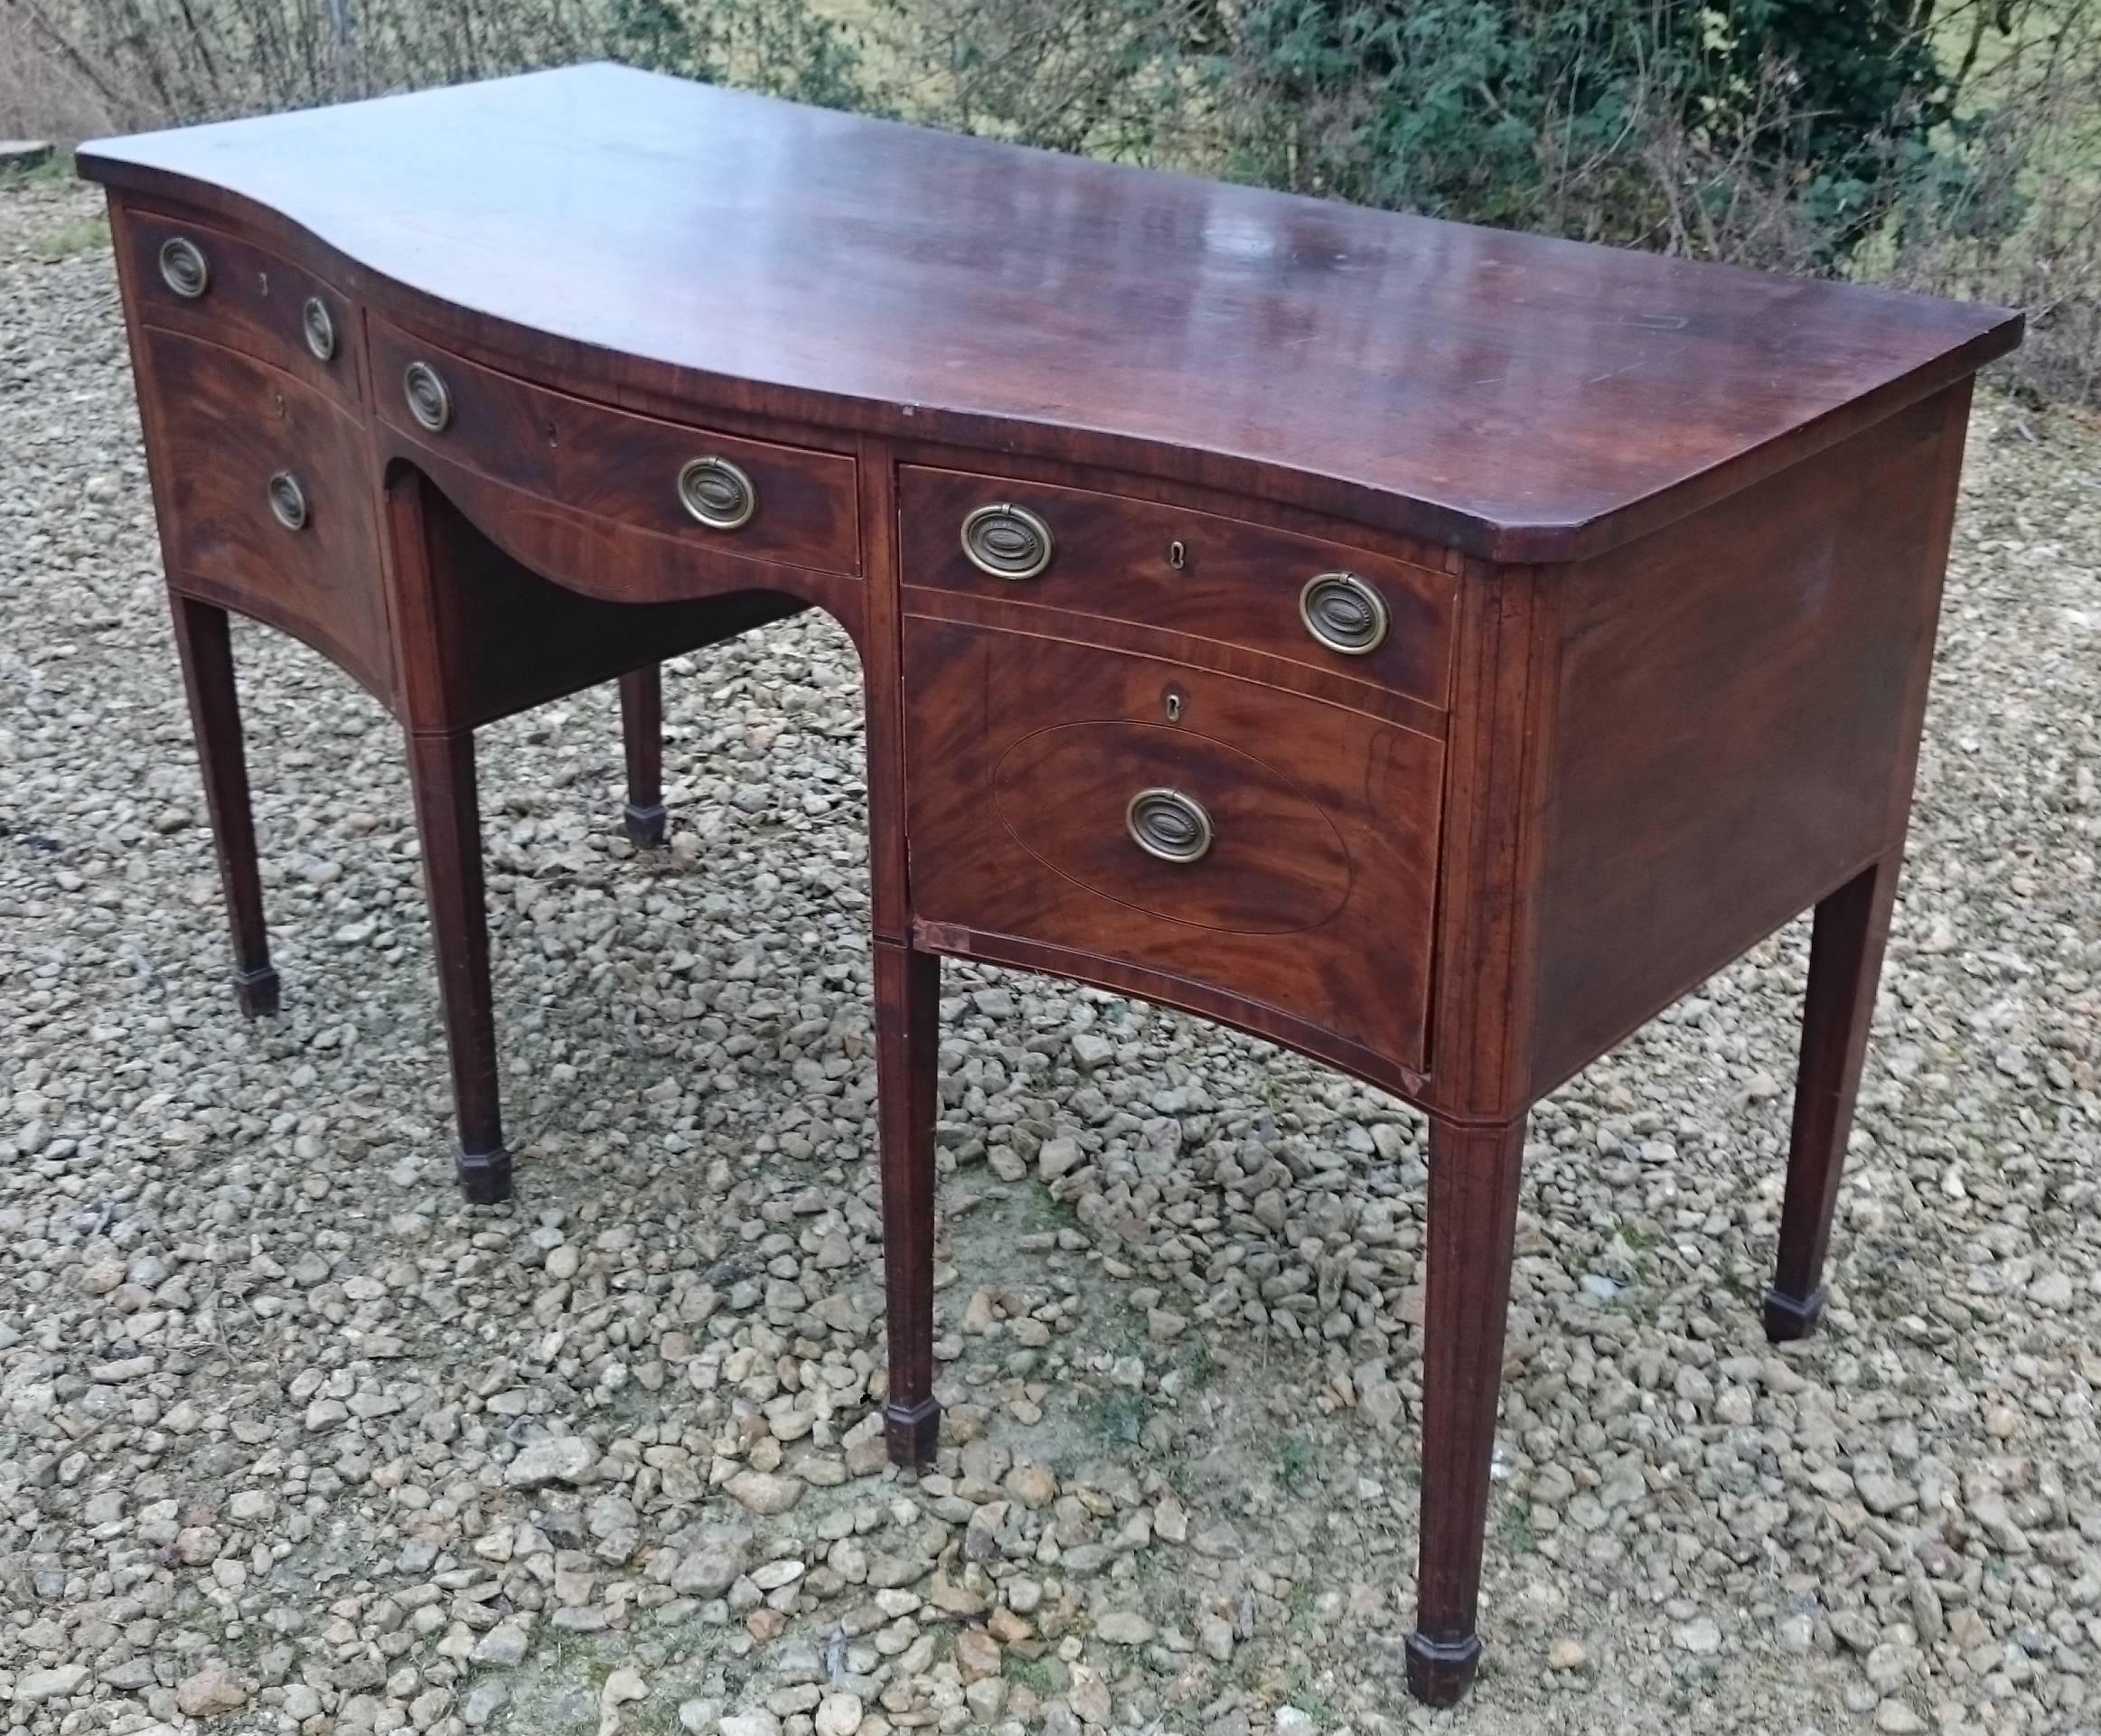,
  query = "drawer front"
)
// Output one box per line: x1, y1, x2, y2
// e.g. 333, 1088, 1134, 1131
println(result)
368, 319, 860, 576
900, 466, 1454, 708
145, 328, 391, 699
120, 208, 361, 413
904, 620, 1441, 1071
